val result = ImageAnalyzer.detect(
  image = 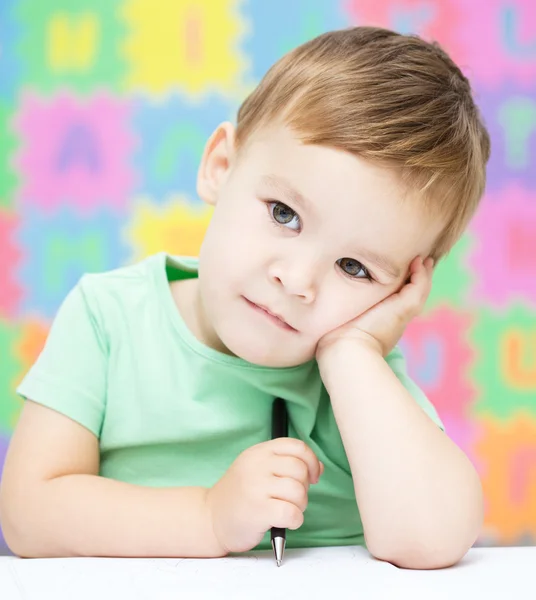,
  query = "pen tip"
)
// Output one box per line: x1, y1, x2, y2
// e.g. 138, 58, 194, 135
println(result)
277, 560, 282, 567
